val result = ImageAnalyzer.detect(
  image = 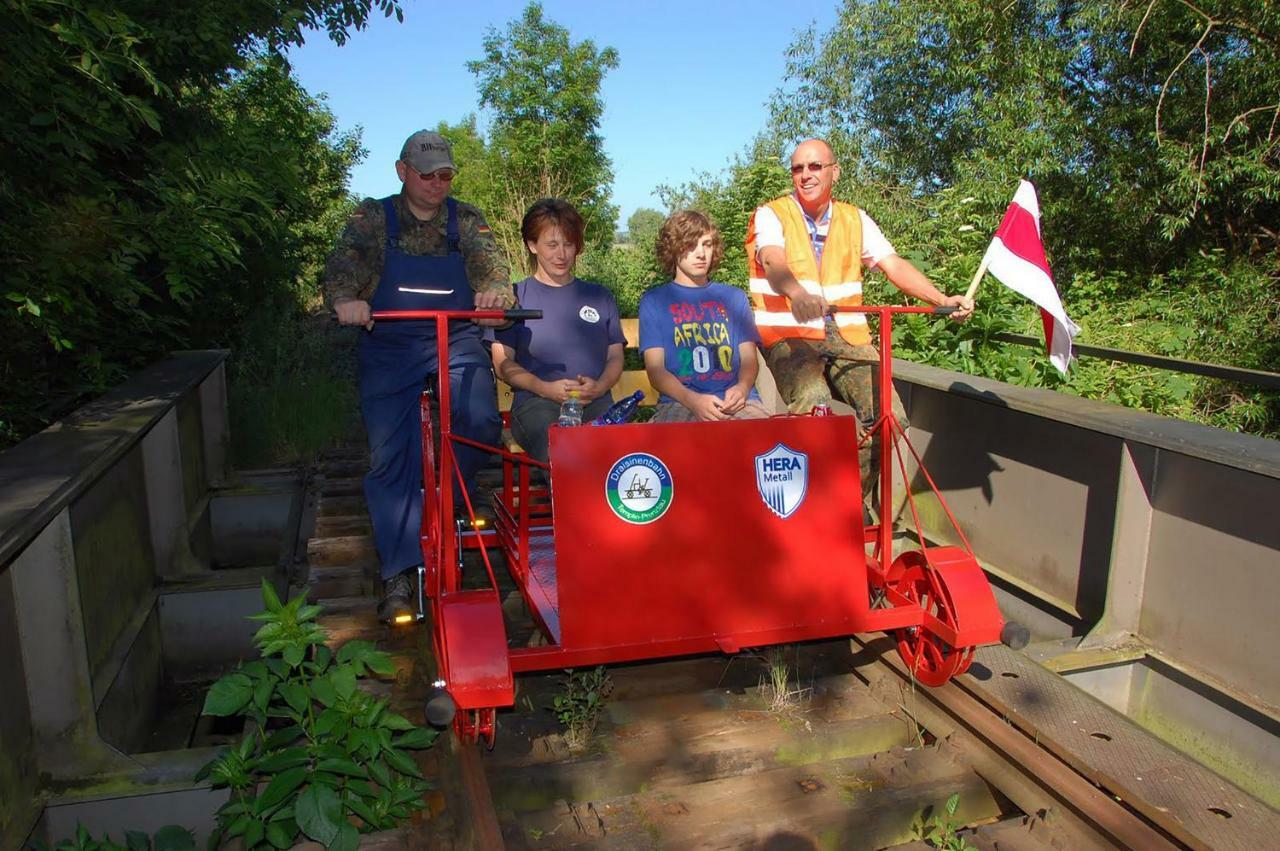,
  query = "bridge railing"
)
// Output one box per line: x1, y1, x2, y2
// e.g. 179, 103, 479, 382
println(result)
892, 358, 1280, 715
0, 351, 230, 847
